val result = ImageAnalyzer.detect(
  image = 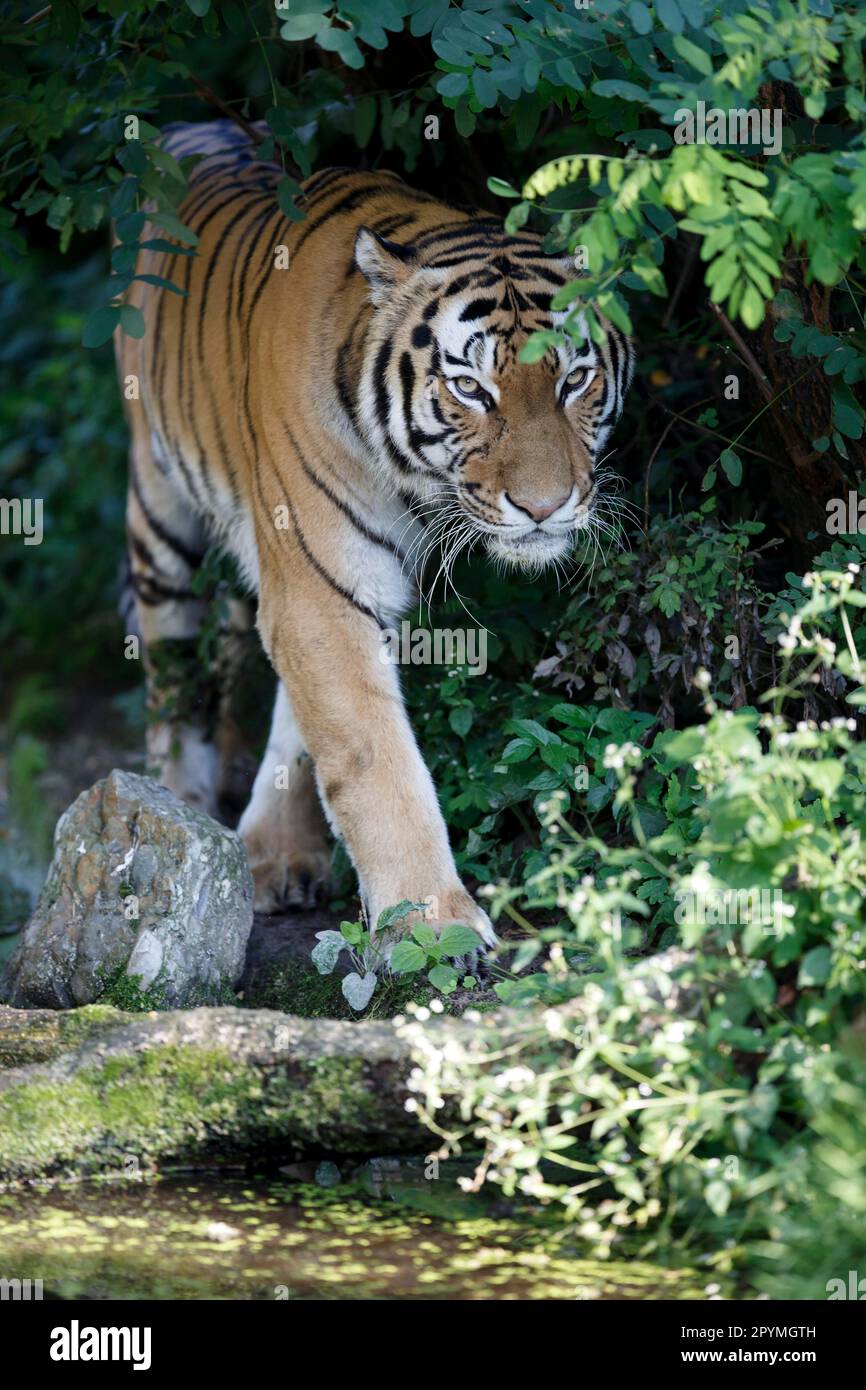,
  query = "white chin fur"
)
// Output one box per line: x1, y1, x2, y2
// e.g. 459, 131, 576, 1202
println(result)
485, 532, 572, 571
